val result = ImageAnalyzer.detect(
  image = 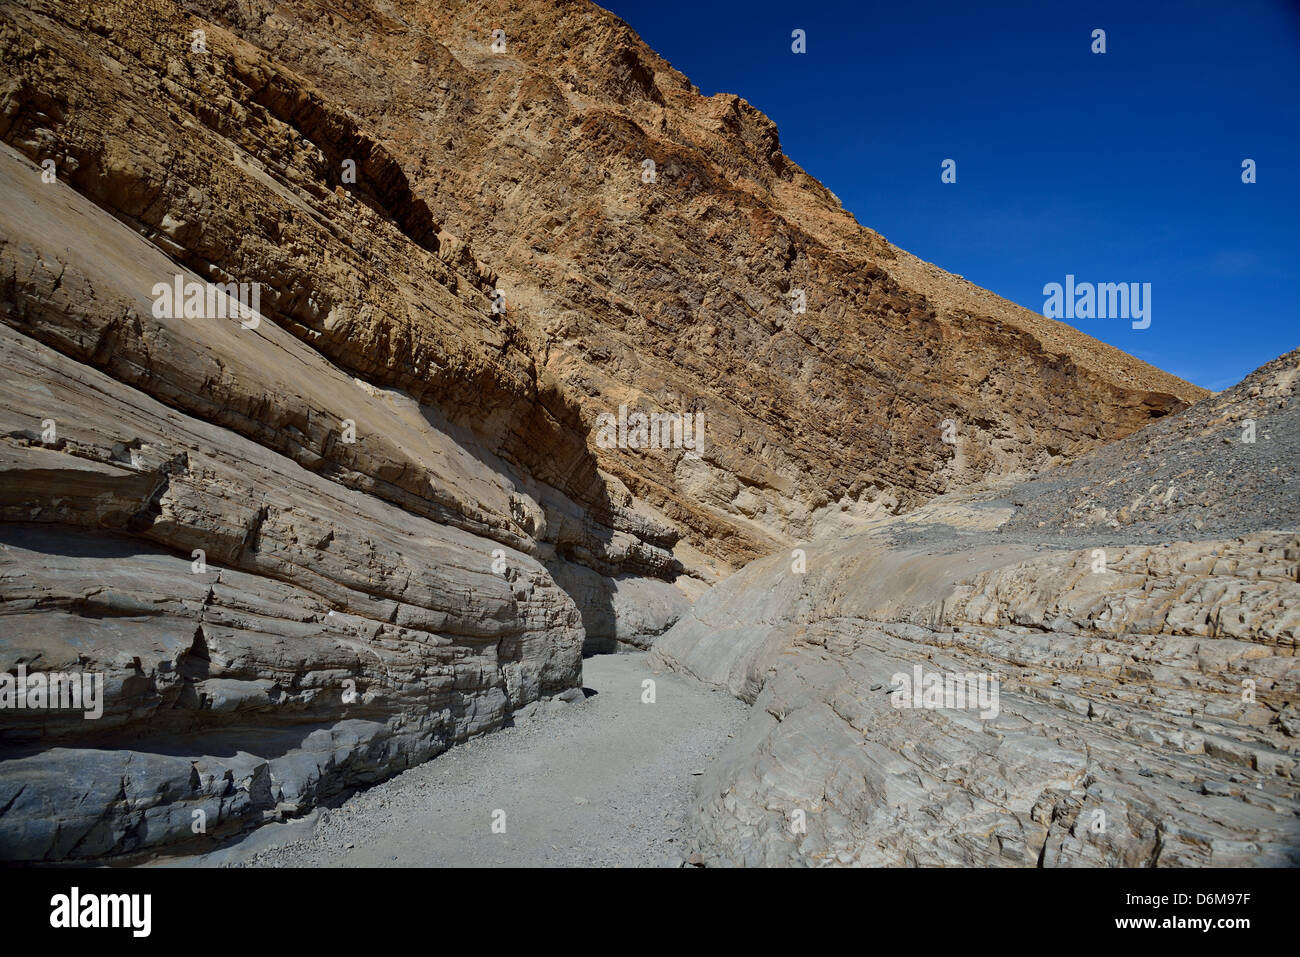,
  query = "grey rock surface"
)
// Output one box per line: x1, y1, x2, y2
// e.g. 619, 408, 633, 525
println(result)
0, 139, 679, 860
652, 351, 1300, 866
149, 653, 748, 868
